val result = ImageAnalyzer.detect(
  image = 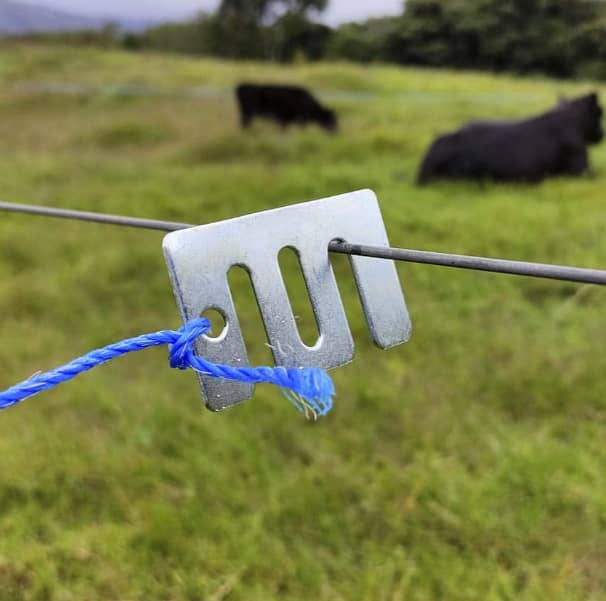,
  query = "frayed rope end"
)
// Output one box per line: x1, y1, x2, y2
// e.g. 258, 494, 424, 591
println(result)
280, 368, 335, 421
168, 318, 335, 419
